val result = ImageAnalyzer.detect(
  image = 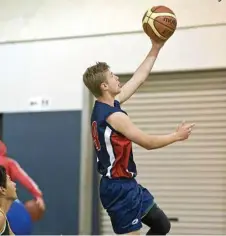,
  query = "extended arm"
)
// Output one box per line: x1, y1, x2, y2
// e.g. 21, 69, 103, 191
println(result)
116, 41, 164, 104
8, 159, 42, 198
107, 112, 194, 150
8, 159, 45, 210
